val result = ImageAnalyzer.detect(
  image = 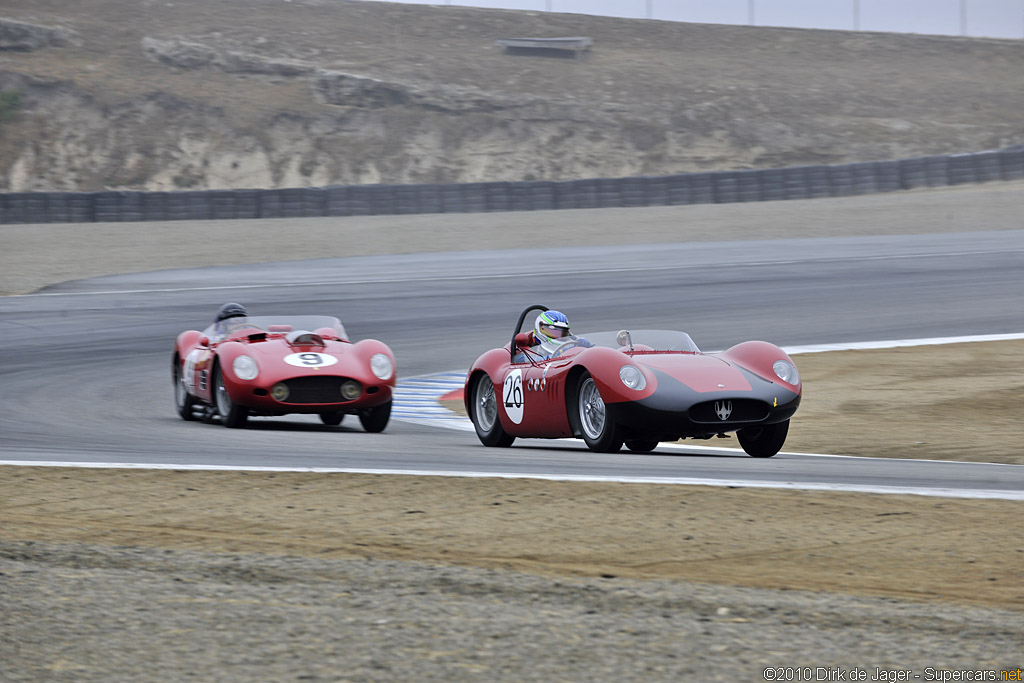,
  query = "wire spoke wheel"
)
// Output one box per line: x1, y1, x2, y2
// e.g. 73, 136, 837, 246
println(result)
173, 357, 198, 421
574, 372, 622, 453
475, 378, 498, 433
471, 374, 514, 447
578, 377, 606, 440
213, 363, 248, 428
